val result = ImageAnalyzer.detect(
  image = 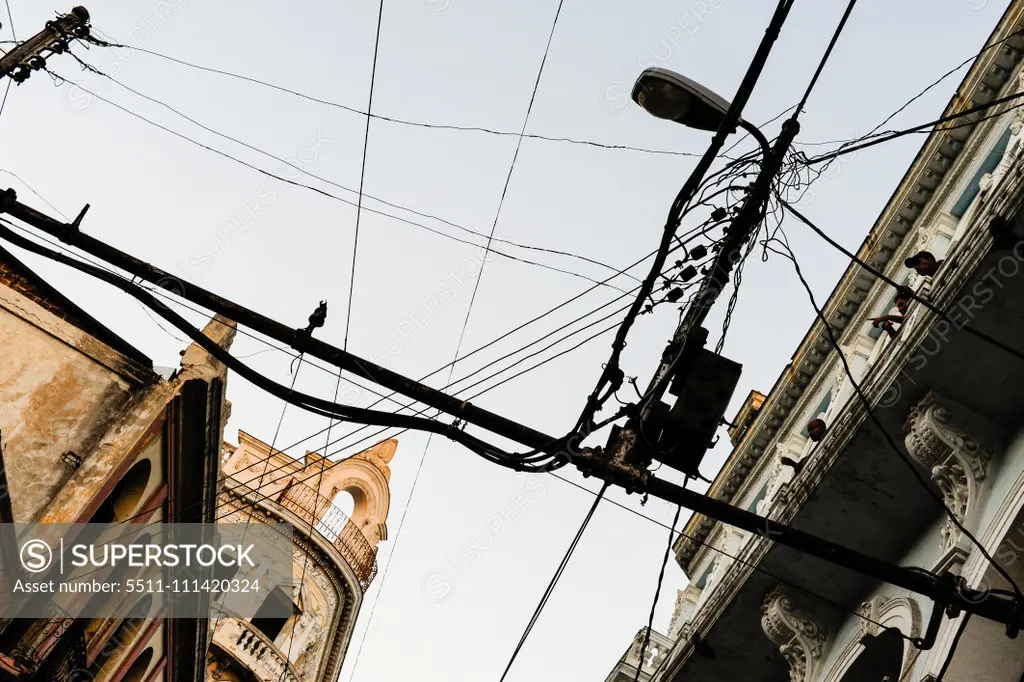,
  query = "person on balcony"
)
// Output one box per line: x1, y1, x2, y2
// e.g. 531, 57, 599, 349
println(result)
806, 418, 827, 443
904, 251, 942, 278
869, 287, 912, 339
